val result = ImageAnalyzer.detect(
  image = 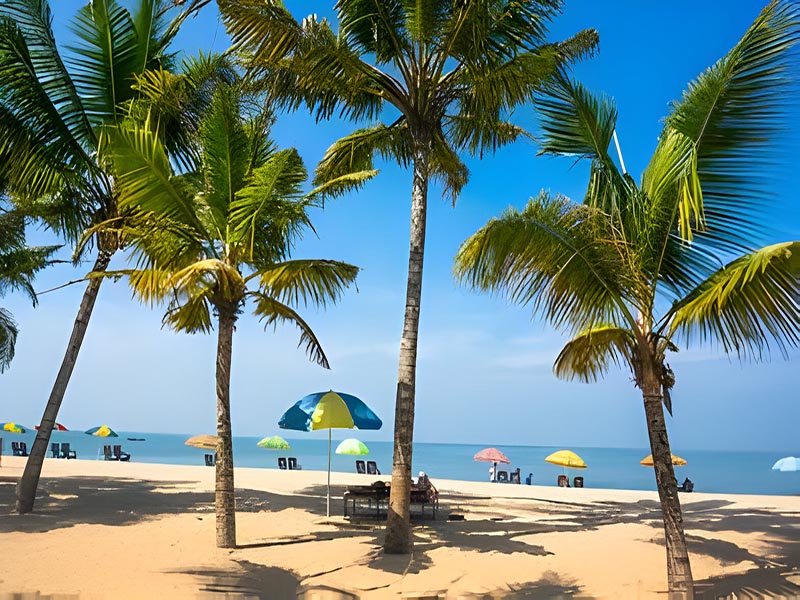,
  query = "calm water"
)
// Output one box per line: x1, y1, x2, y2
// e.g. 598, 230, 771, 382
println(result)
2, 430, 798, 496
